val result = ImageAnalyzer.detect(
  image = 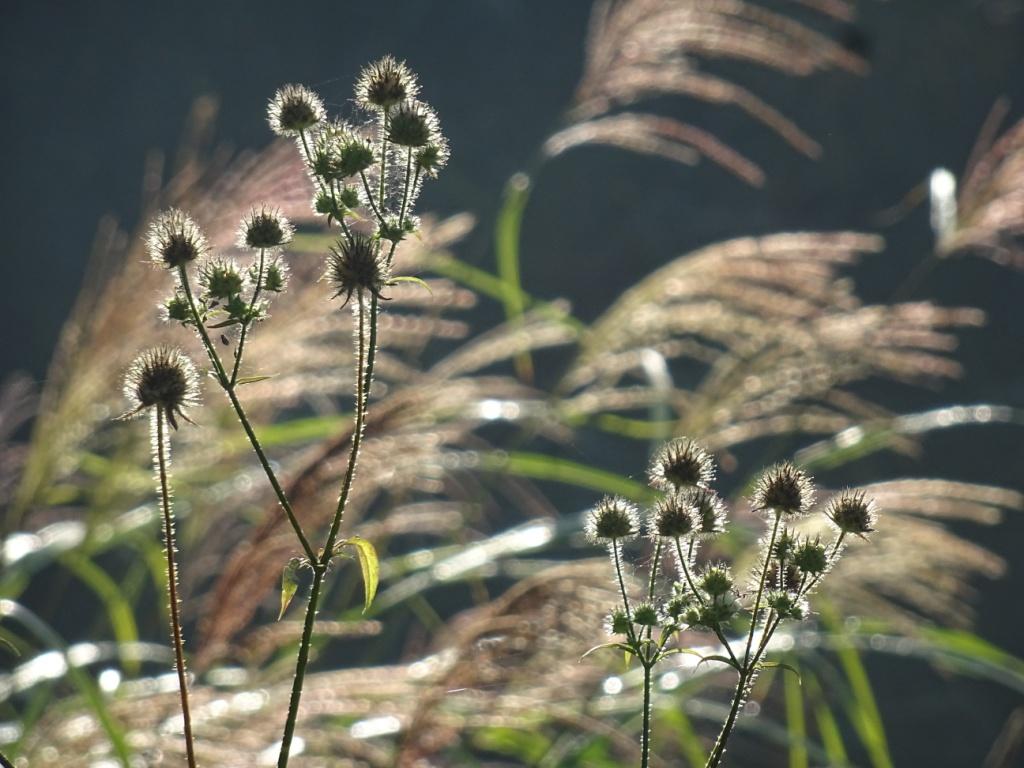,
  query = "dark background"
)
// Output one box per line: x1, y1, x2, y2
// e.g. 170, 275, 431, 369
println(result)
2, 1, 1023, 765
